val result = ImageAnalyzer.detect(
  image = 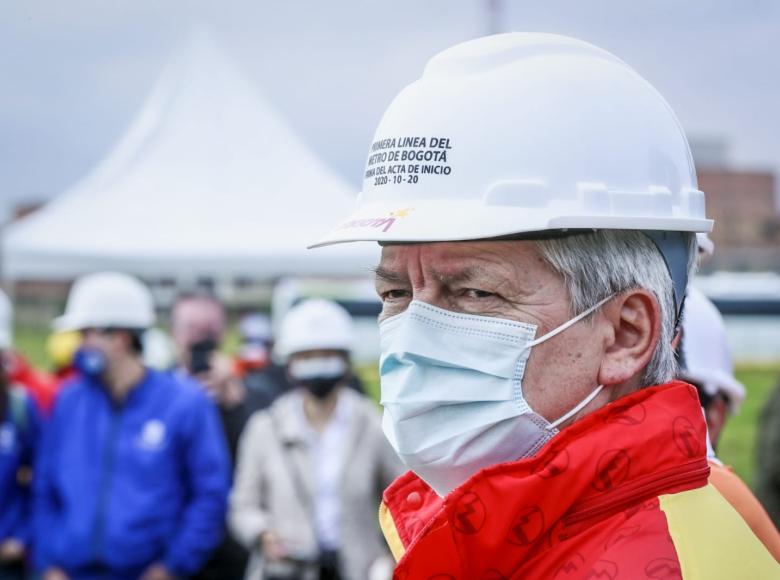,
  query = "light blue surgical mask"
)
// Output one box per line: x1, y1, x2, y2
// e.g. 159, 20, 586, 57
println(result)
379, 297, 612, 496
